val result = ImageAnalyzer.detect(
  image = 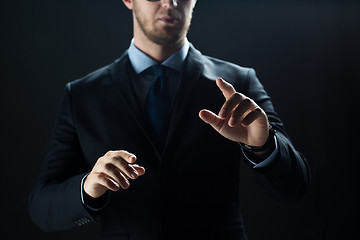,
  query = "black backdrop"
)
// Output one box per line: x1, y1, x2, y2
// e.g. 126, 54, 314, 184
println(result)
1, 0, 359, 239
